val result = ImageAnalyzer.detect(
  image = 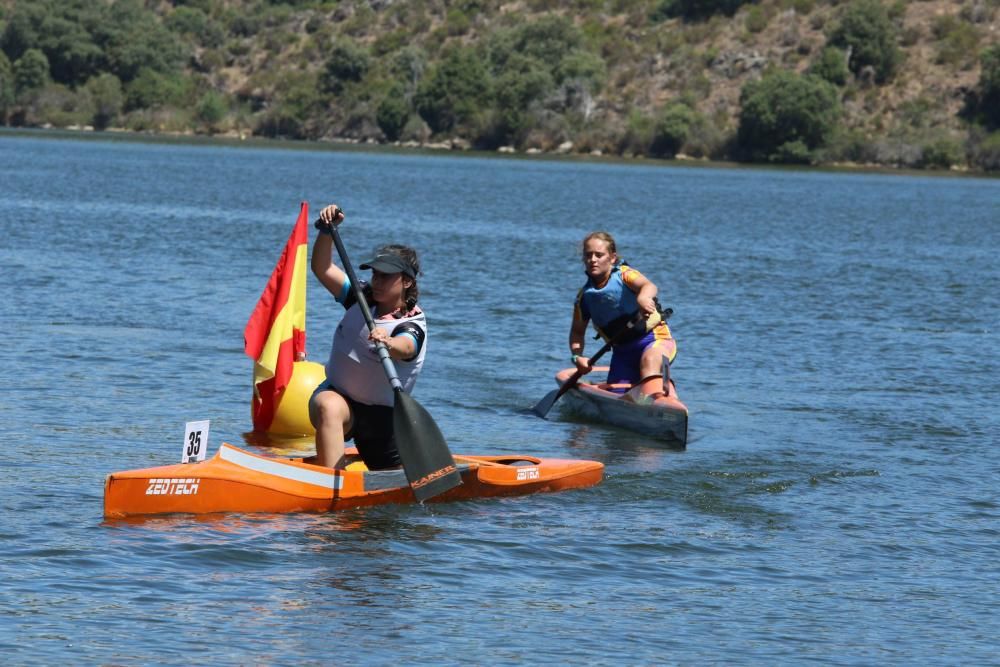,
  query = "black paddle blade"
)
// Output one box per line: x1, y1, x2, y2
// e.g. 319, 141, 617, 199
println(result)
393, 391, 462, 502
532, 389, 560, 419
